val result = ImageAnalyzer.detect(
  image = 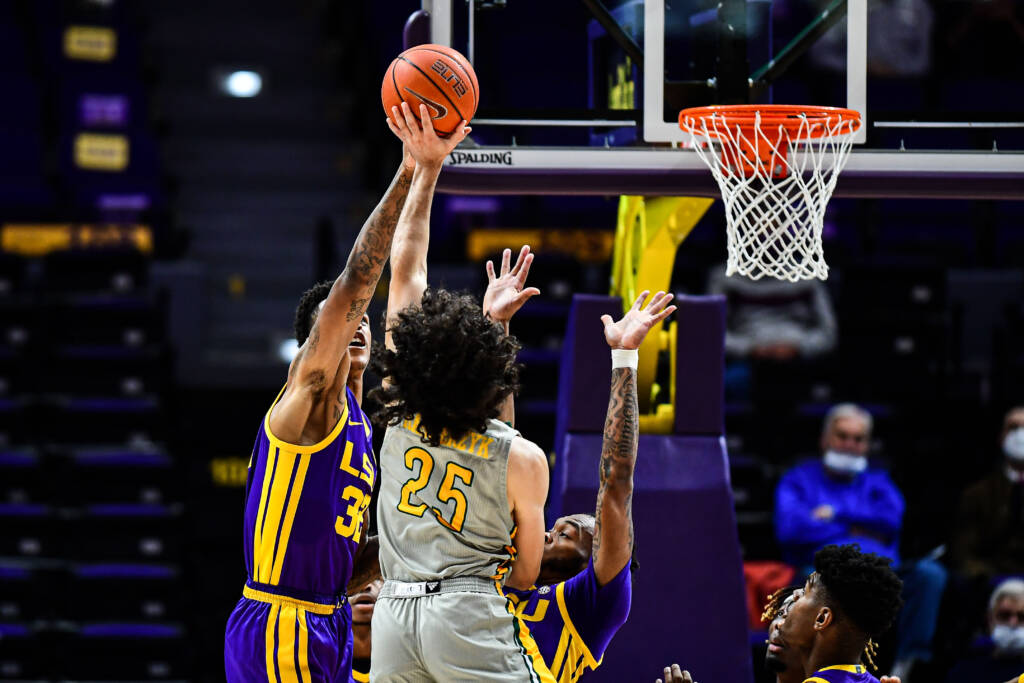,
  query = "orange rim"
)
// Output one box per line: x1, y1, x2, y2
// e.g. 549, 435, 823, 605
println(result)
679, 104, 861, 139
